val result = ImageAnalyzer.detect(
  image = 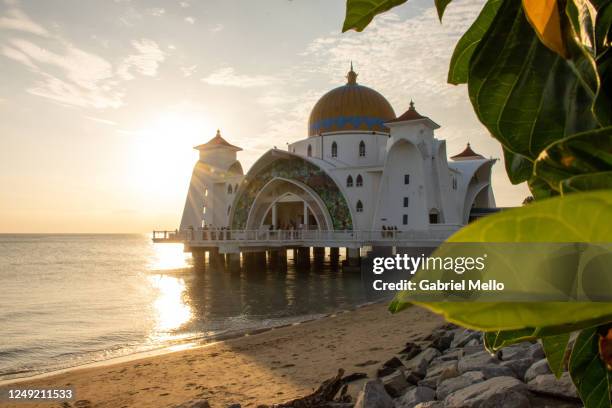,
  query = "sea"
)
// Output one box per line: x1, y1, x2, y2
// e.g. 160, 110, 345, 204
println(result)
0, 234, 378, 381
